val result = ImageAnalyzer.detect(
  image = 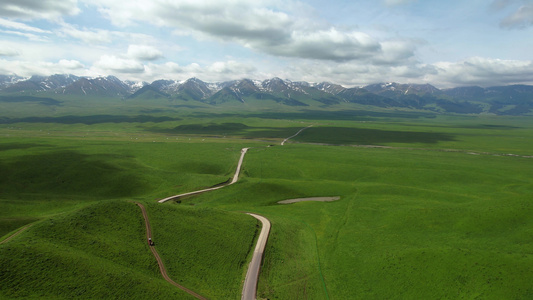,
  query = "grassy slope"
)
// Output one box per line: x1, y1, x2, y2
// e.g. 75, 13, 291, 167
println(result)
0, 200, 258, 299
290, 115, 533, 155
147, 203, 257, 299
1, 100, 533, 299
275, 147, 532, 299
191, 141, 533, 299
0, 200, 187, 299
0, 135, 246, 204
0, 132, 259, 298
